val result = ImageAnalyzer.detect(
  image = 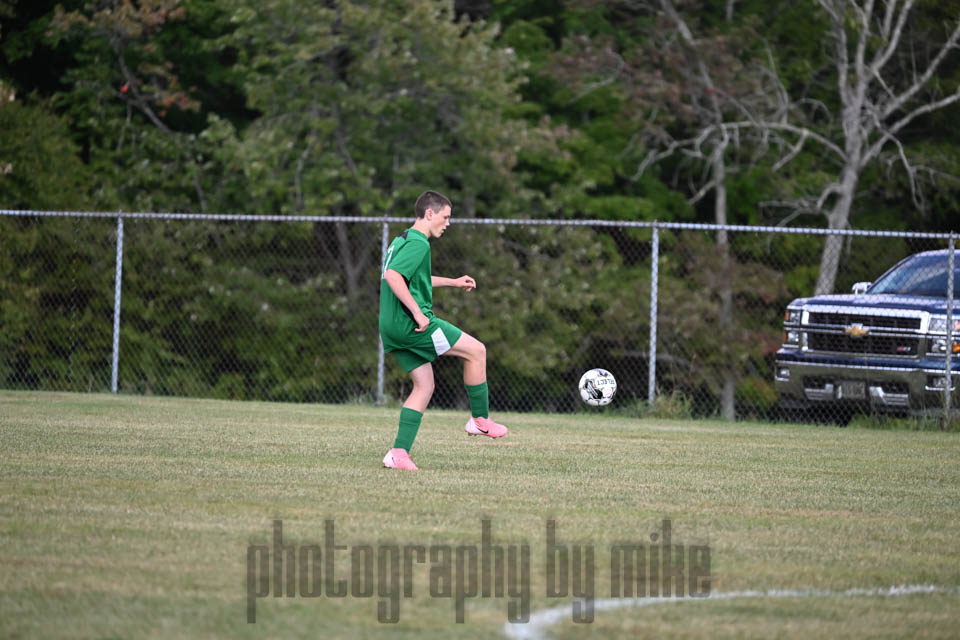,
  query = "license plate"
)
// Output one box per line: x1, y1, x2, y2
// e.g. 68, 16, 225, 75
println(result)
837, 380, 866, 400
